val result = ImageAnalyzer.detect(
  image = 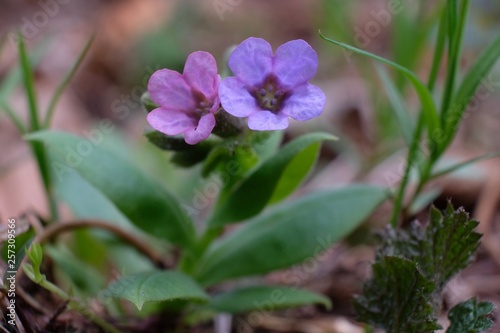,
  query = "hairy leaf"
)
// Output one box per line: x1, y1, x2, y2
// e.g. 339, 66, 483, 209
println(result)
354, 256, 441, 333
447, 298, 495, 333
